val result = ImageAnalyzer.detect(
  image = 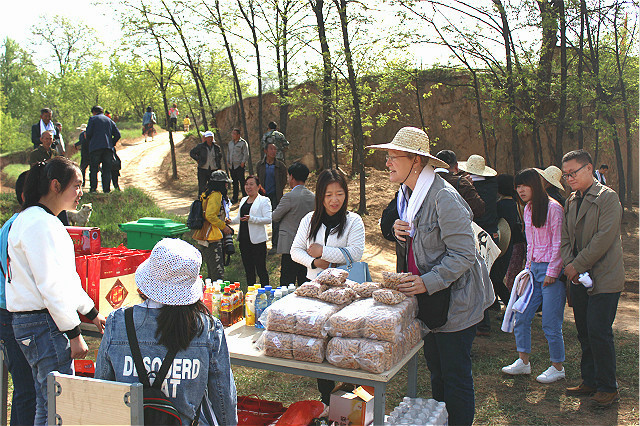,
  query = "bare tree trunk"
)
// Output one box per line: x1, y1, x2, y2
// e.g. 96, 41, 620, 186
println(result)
554, 0, 567, 166
207, 0, 253, 173
334, 0, 366, 214
310, 0, 333, 171
415, 70, 426, 132
577, 0, 586, 149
